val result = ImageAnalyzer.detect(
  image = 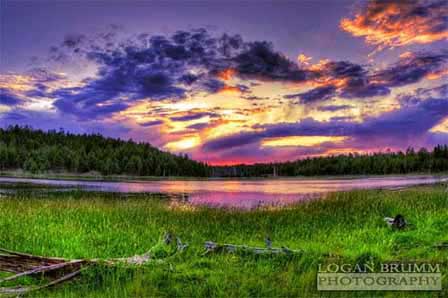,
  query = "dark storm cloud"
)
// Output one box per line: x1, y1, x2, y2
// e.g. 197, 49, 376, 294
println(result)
52, 67, 186, 119
54, 28, 308, 84
339, 82, 390, 99
139, 120, 164, 127
202, 131, 262, 152
284, 51, 448, 103
316, 60, 392, 100
284, 60, 382, 103
25, 84, 49, 98
233, 41, 307, 82
45, 28, 311, 119
49, 28, 222, 119
54, 96, 129, 121
371, 51, 448, 87
284, 85, 337, 103
11, 28, 448, 121
318, 60, 366, 78
0, 88, 22, 106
